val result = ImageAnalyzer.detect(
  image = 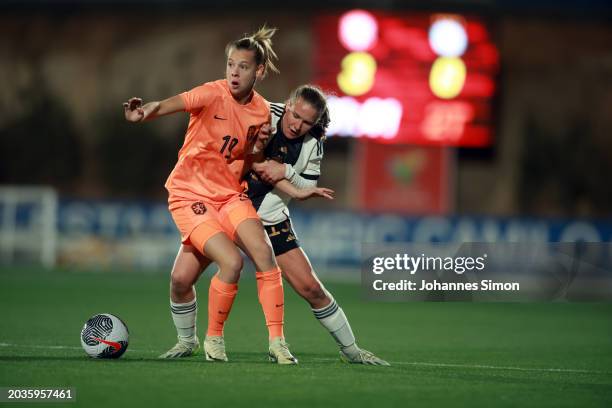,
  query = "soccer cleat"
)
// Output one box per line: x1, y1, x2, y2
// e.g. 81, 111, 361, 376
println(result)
158, 336, 199, 359
340, 348, 390, 366
268, 337, 298, 365
204, 335, 228, 362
